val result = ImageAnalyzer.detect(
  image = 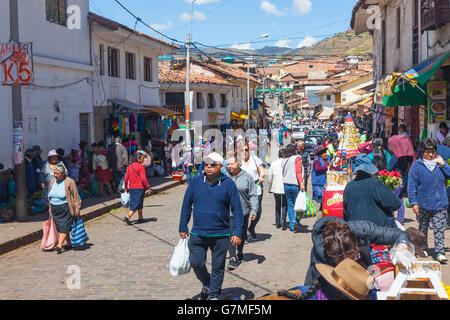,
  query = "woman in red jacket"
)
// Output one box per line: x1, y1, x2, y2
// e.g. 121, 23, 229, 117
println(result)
123, 151, 150, 225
